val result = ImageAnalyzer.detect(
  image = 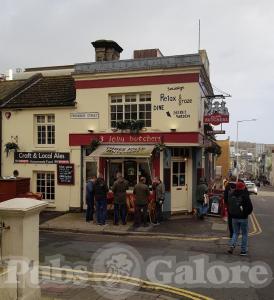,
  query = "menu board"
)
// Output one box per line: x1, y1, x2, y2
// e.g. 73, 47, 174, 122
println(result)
57, 164, 74, 185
